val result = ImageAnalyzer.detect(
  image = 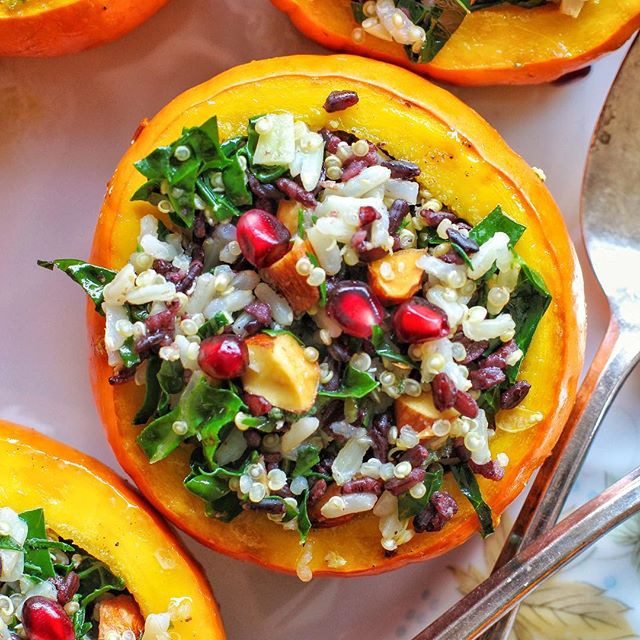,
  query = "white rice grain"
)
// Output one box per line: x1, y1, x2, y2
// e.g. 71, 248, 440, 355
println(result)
255, 283, 293, 326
